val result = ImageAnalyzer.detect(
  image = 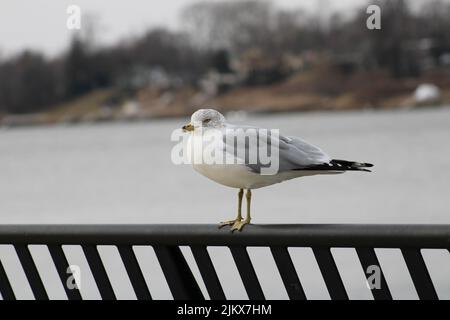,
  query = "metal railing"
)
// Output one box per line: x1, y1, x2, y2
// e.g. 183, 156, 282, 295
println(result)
0, 224, 449, 300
